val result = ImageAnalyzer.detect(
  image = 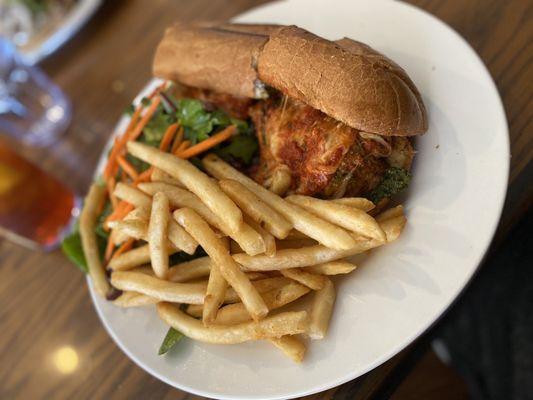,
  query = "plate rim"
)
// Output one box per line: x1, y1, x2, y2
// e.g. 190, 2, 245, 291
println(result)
87, 1, 510, 398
